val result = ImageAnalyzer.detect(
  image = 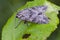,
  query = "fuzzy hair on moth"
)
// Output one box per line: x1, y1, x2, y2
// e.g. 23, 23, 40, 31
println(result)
16, 6, 49, 25
15, 6, 49, 28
